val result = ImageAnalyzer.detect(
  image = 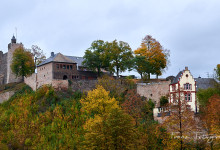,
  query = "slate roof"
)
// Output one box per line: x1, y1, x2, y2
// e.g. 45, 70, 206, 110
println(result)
195, 78, 216, 90
38, 53, 76, 67
171, 71, 183, 84
66, 56, 84, 67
